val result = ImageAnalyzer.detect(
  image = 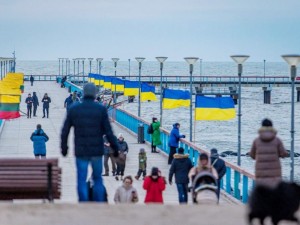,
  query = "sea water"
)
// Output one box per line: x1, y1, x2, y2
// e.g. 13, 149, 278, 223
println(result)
16, 60, 300, 181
